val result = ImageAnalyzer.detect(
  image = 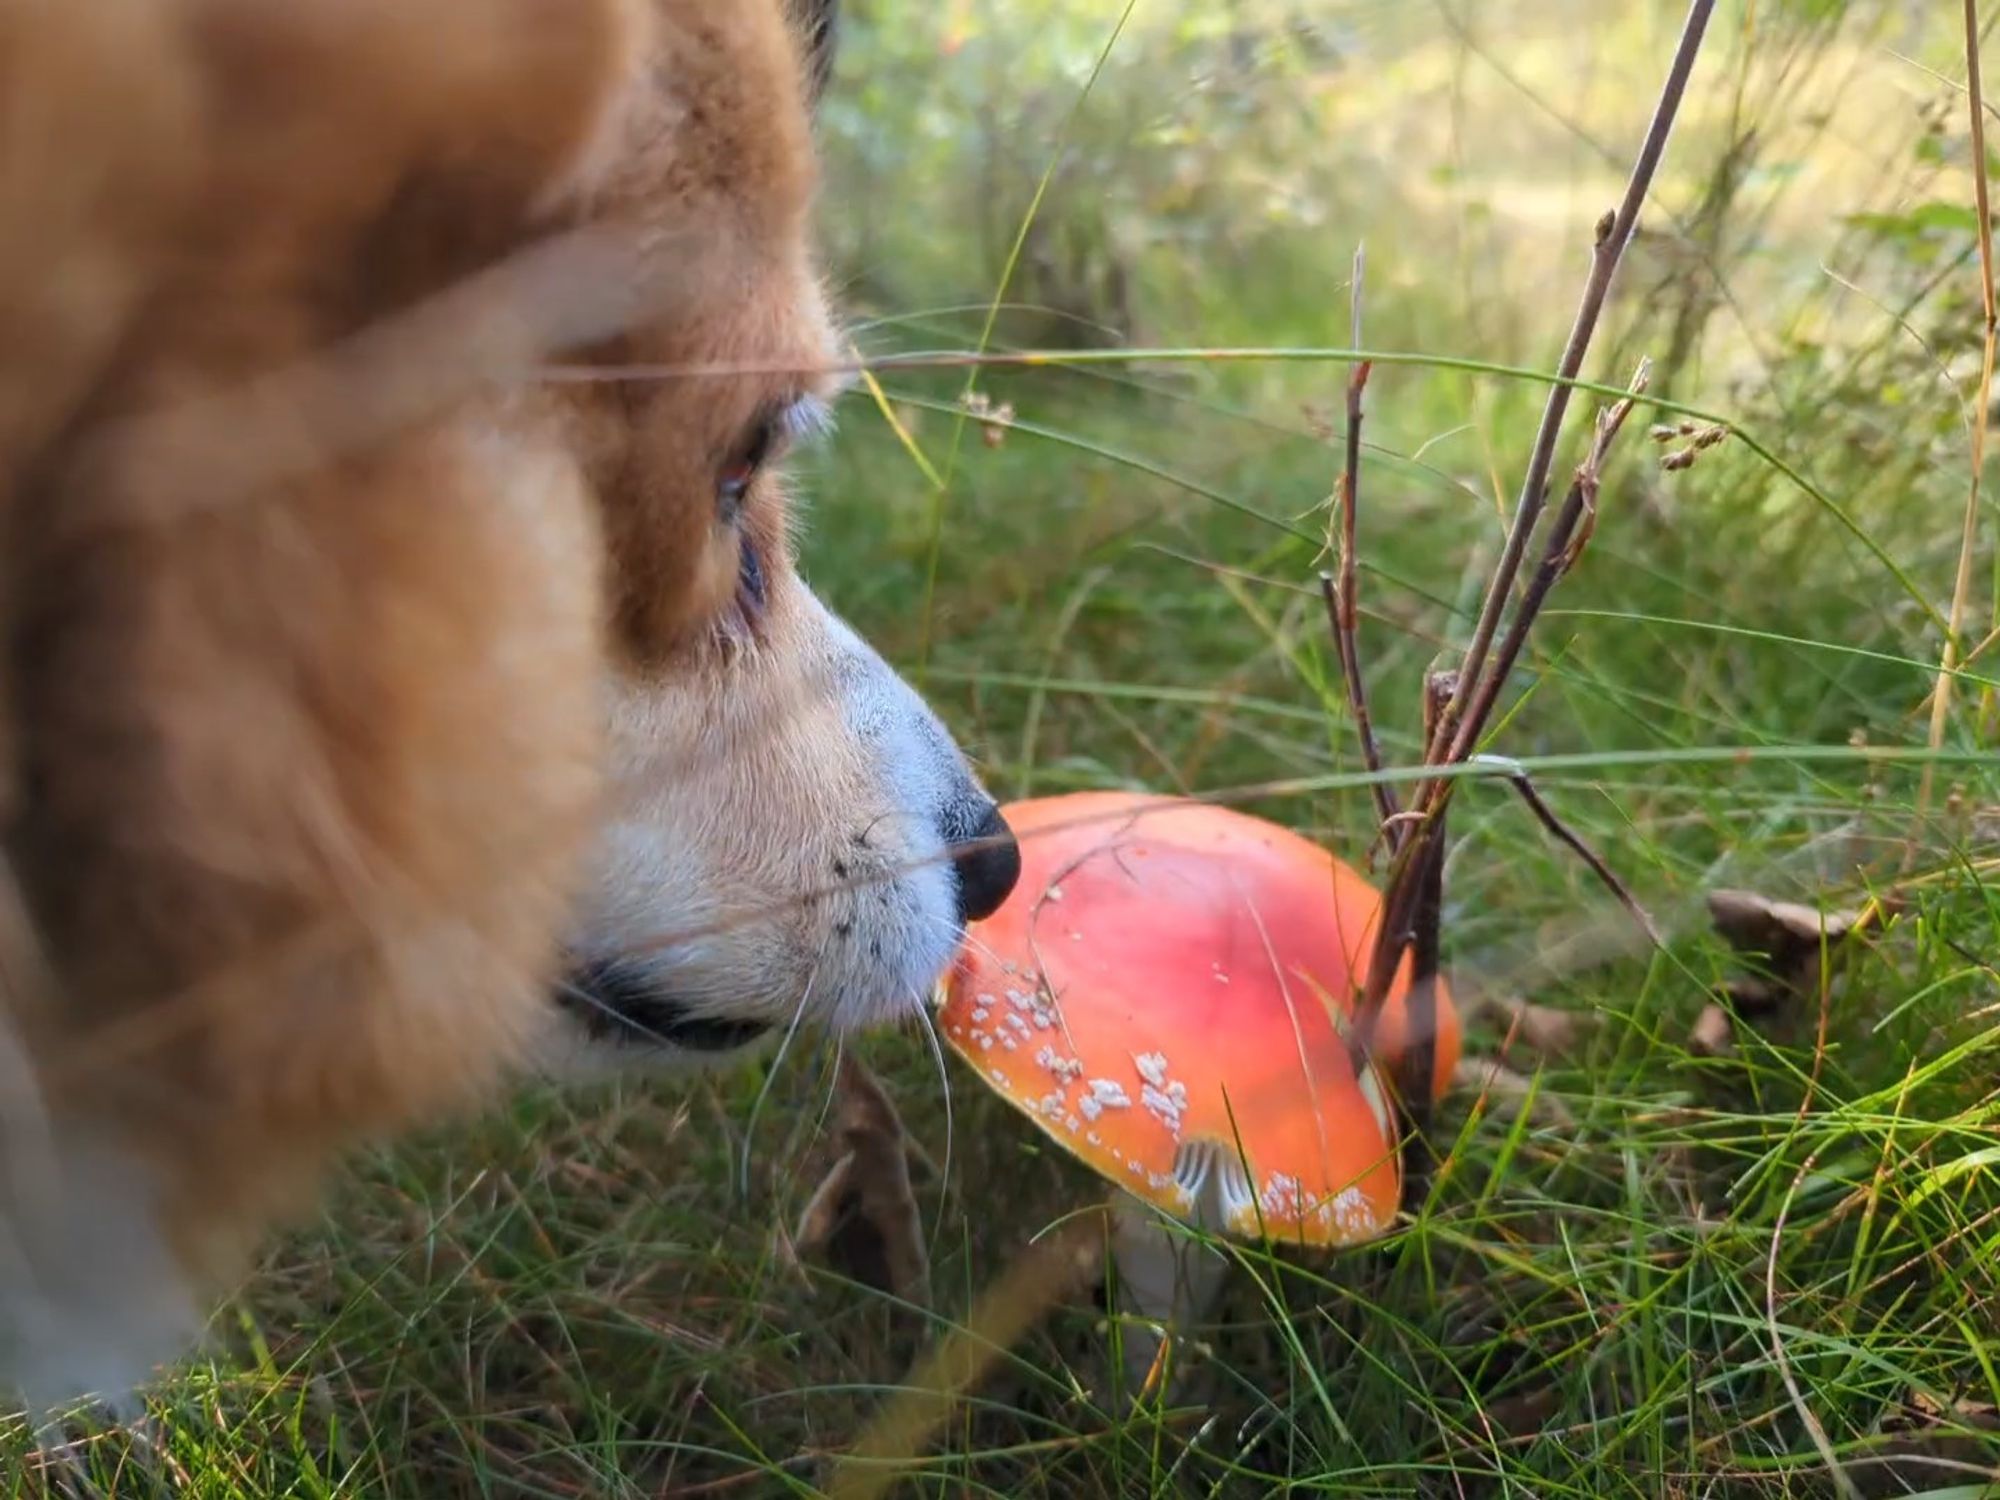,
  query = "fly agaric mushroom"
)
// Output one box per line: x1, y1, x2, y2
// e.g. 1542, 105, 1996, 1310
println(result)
937, 790, 1460, 1383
